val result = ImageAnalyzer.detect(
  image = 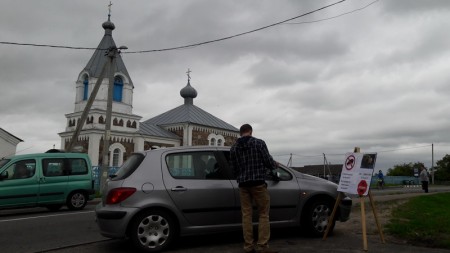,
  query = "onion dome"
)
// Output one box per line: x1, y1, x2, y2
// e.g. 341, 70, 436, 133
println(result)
180, 80, 198, 105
